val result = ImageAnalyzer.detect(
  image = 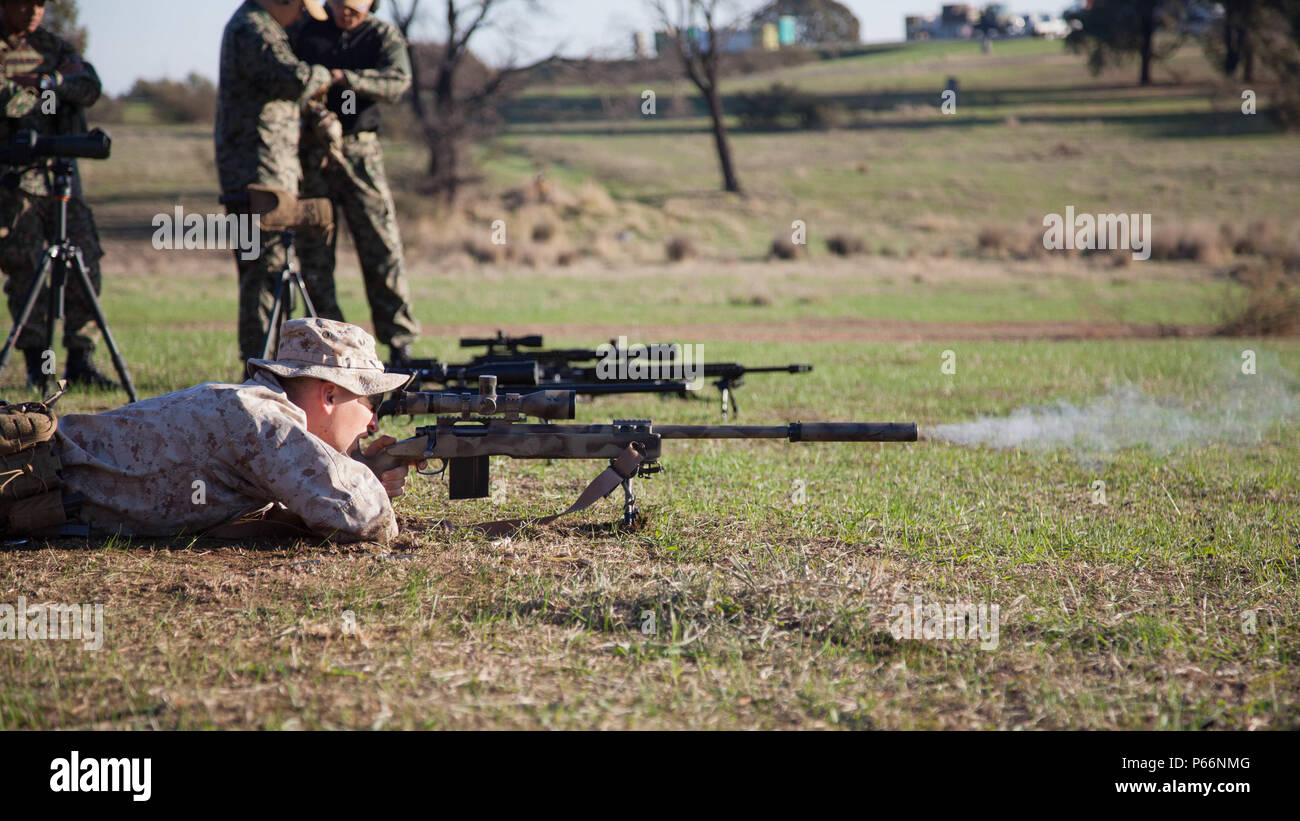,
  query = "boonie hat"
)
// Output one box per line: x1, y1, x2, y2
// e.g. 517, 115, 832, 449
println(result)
247, 318, 412, 396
